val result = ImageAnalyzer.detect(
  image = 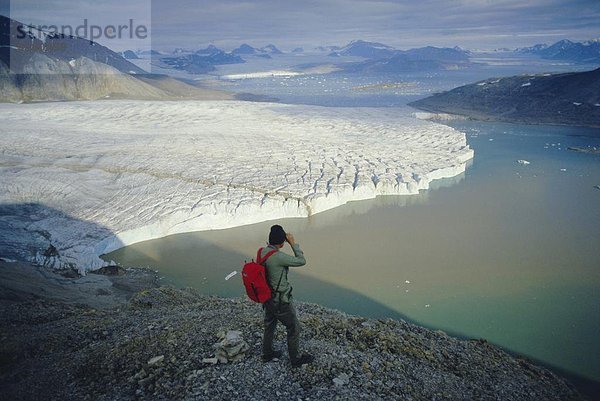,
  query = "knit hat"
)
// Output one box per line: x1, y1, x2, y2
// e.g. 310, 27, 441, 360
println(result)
268, 225, 286, 245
